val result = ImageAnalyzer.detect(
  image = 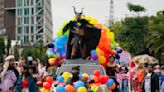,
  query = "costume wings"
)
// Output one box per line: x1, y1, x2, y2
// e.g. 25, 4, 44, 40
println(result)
63, 19, 101, 59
